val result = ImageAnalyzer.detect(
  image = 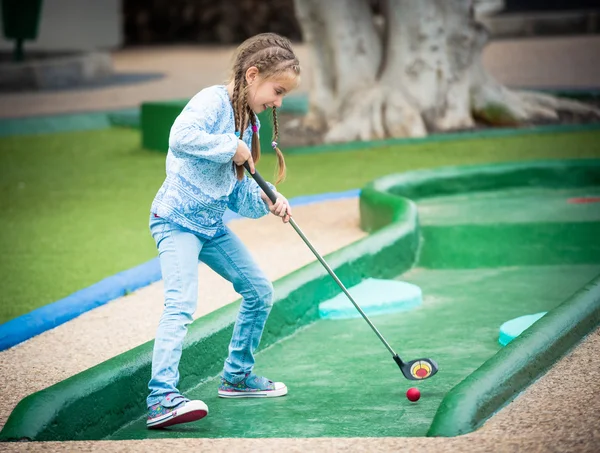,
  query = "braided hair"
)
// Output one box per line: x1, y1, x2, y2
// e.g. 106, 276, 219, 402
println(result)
229, 33, 301, 183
